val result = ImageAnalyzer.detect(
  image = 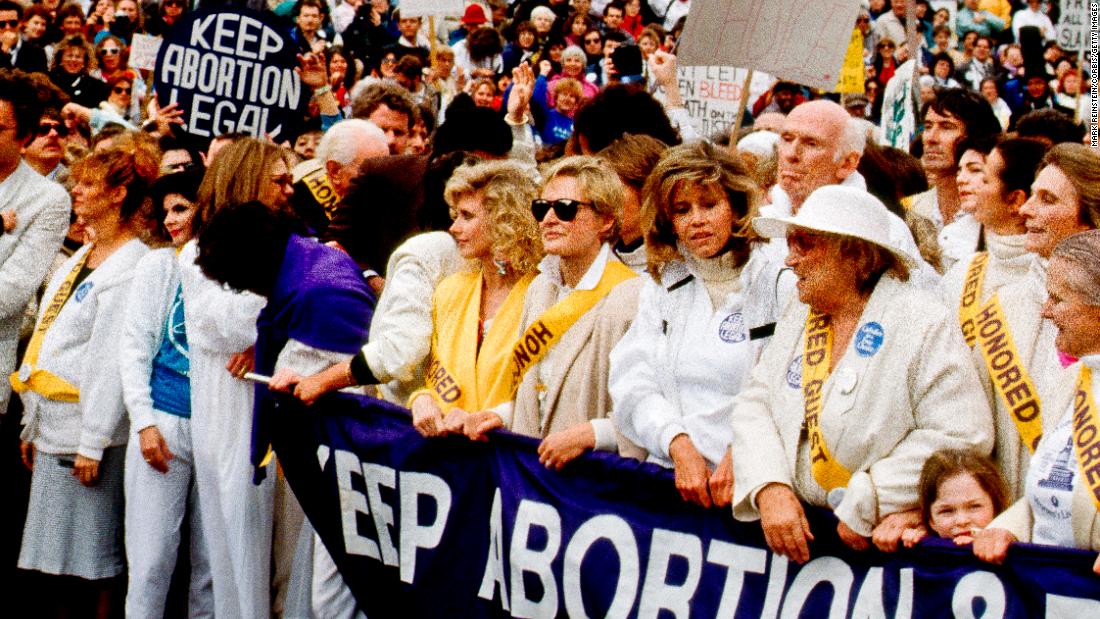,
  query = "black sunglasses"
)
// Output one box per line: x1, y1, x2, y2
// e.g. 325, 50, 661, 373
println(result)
531, 199, 594, 222
113, 85, 132, 94
36, 122, 68, 138
0, 19, 19, 28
